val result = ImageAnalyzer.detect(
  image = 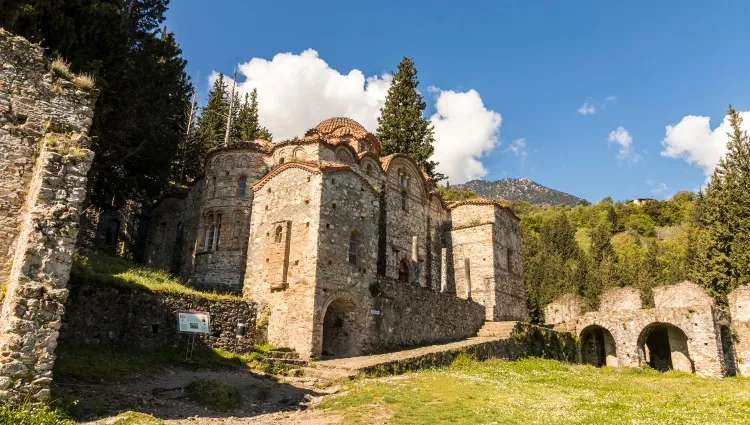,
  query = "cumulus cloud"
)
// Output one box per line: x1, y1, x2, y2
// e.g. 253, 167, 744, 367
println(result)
661, 111, 750, 176
650, 181, 669, 195
577, 96, 617, 115
607, 126, 640, 162
211, 49, 392, 141
429, 89, 502, 183
211, 50, 503, 184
